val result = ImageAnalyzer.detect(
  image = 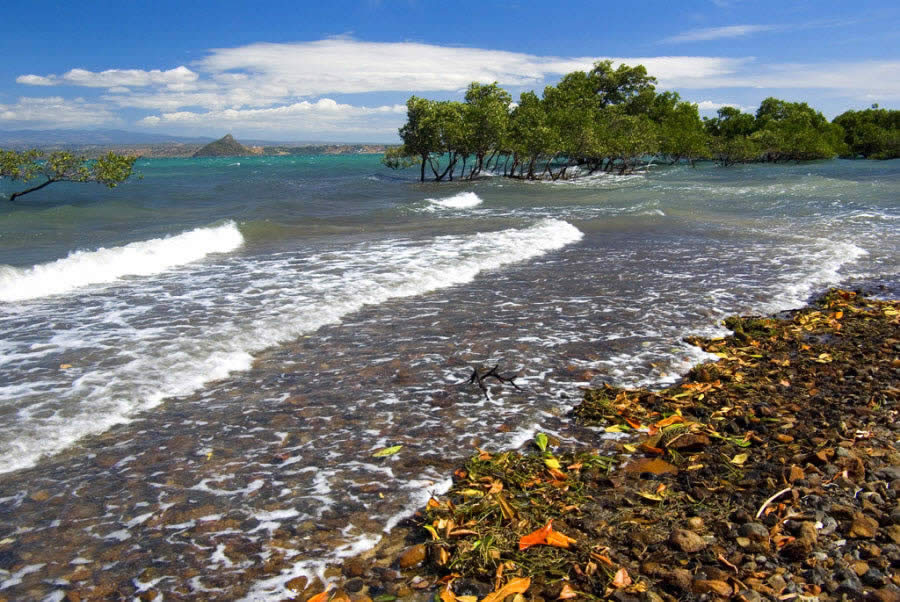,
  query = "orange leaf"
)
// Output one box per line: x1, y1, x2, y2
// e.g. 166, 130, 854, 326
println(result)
519, 521, 553, 550
546, 530, 577, 548
427, 497, 443, 510
307, 592, 330, 602
611, 567, 632, 588
655, 415, 685, 428
440, 587, 457, 602
647, 425, 659, 436
481, 577, 531, 602
624, 417, 643, 430
638, 443, 664, 455
590, 552, 615, 567
557, 583, 578, 599
547, 467, 568, 480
